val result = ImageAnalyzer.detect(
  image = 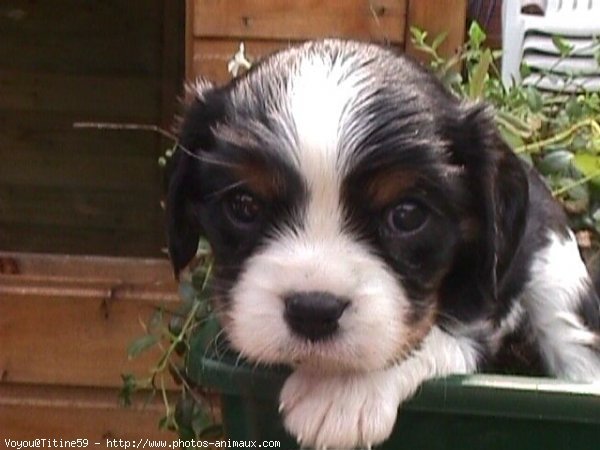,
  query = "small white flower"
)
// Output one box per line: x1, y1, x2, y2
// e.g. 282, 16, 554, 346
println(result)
227, 42, 252, 77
